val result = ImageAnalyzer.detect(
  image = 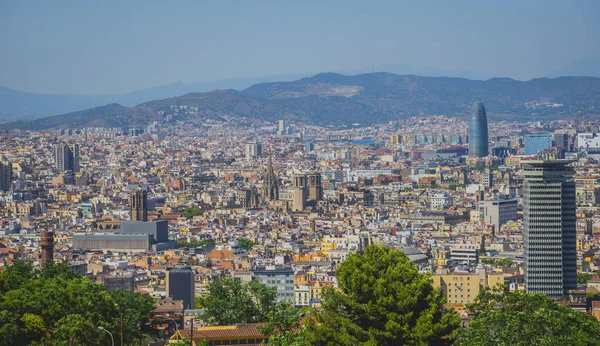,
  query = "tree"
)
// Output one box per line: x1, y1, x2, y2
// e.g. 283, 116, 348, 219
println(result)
258, 302, 308, 346
182, 206, 203, 219
198, 278, 277, 325
304, 245, 460, 345
0, 262, 156, 346
454, 287, 600, 346
110, 288, 157, 345
481, 258, 515, 267
177, 239, 215, 248
577, 272, 595, 284
236, 237, 254, 251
